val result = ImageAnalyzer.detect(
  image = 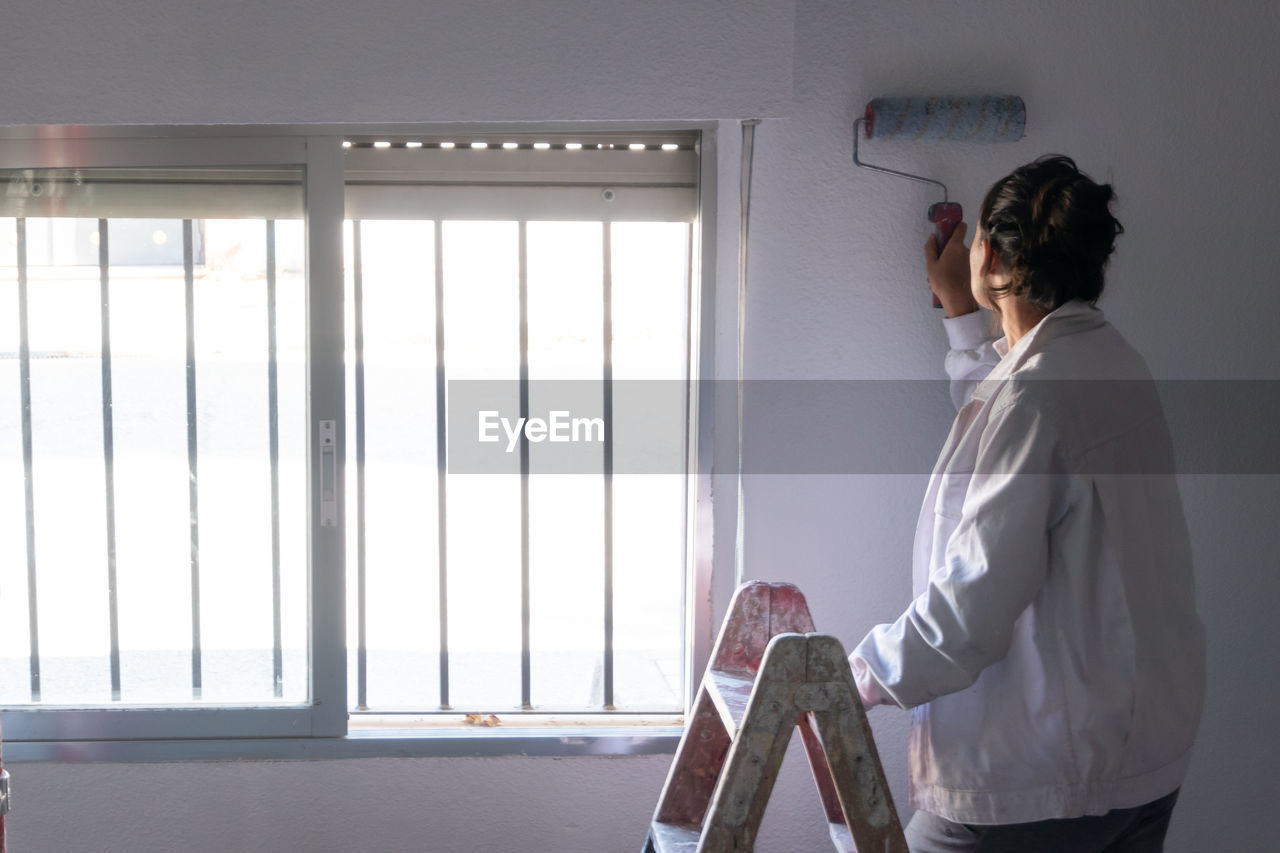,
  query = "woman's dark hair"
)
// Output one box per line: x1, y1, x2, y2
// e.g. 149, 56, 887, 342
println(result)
977, 154, 1123, 312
